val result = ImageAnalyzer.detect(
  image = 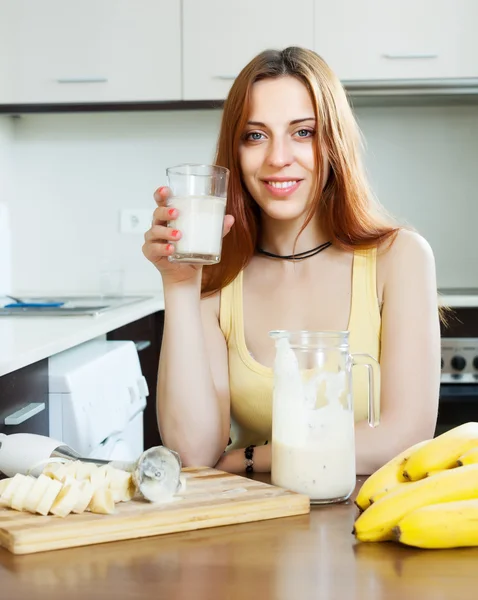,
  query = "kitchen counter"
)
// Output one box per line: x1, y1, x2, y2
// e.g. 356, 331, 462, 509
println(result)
0, 295, 164, 377
440, 295, 478, 308
1, 475, 477, 600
